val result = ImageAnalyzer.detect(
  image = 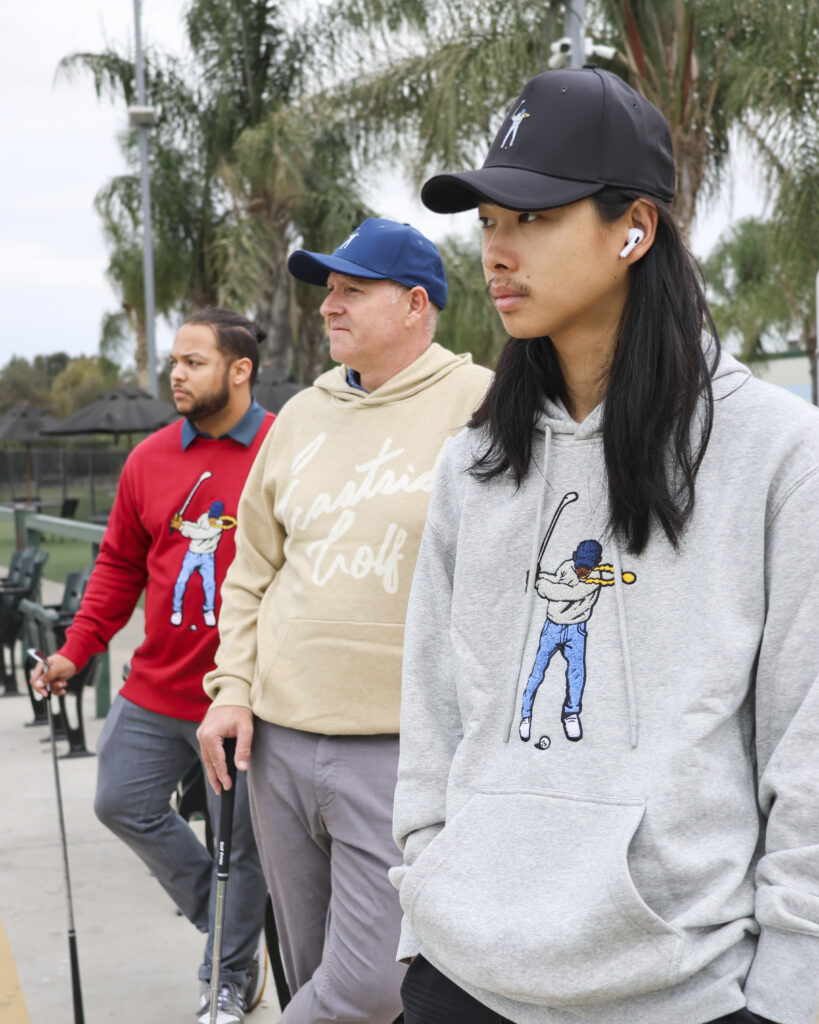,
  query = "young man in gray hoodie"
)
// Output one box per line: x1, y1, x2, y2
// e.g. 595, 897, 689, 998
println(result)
391, 67, 819, 1024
